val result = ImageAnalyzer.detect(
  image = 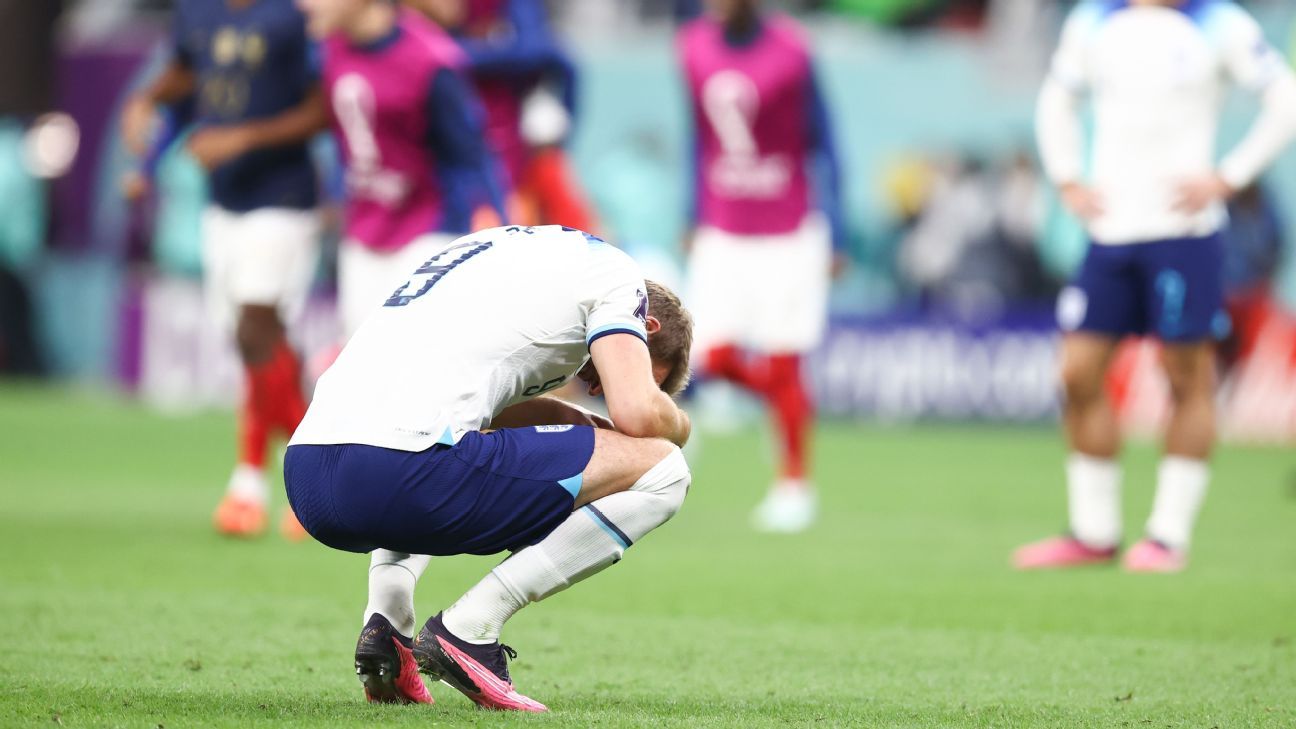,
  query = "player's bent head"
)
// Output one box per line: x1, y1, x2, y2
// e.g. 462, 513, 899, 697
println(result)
644, 280, 693, 398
